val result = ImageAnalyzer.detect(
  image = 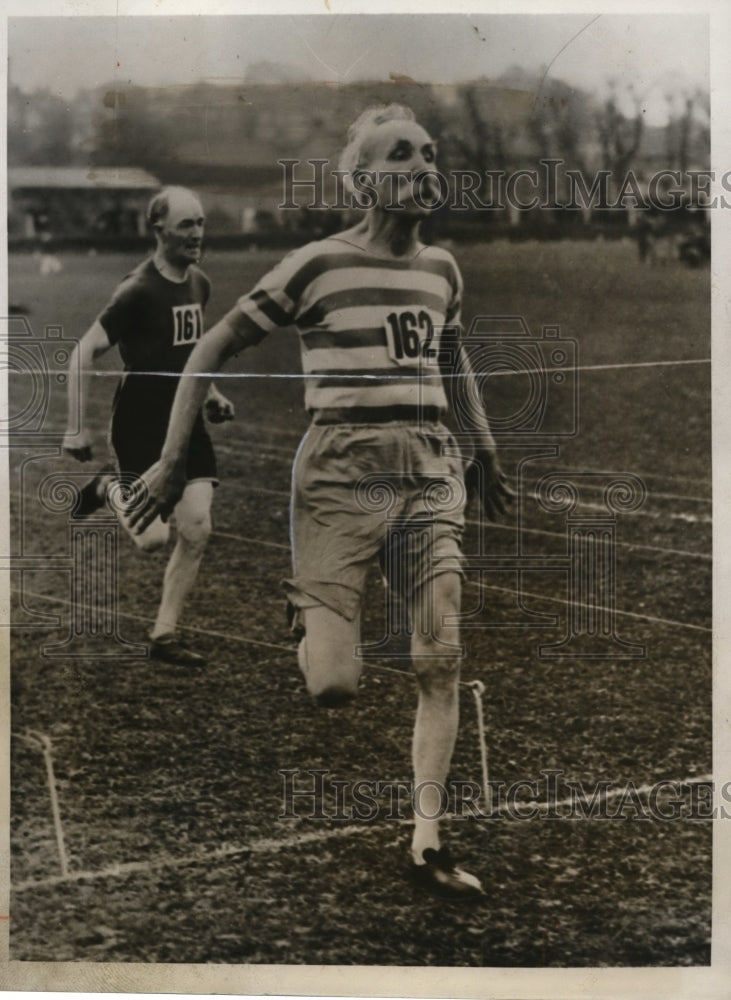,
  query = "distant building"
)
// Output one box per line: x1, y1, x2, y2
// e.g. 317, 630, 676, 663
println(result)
8, 166, 160, 242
